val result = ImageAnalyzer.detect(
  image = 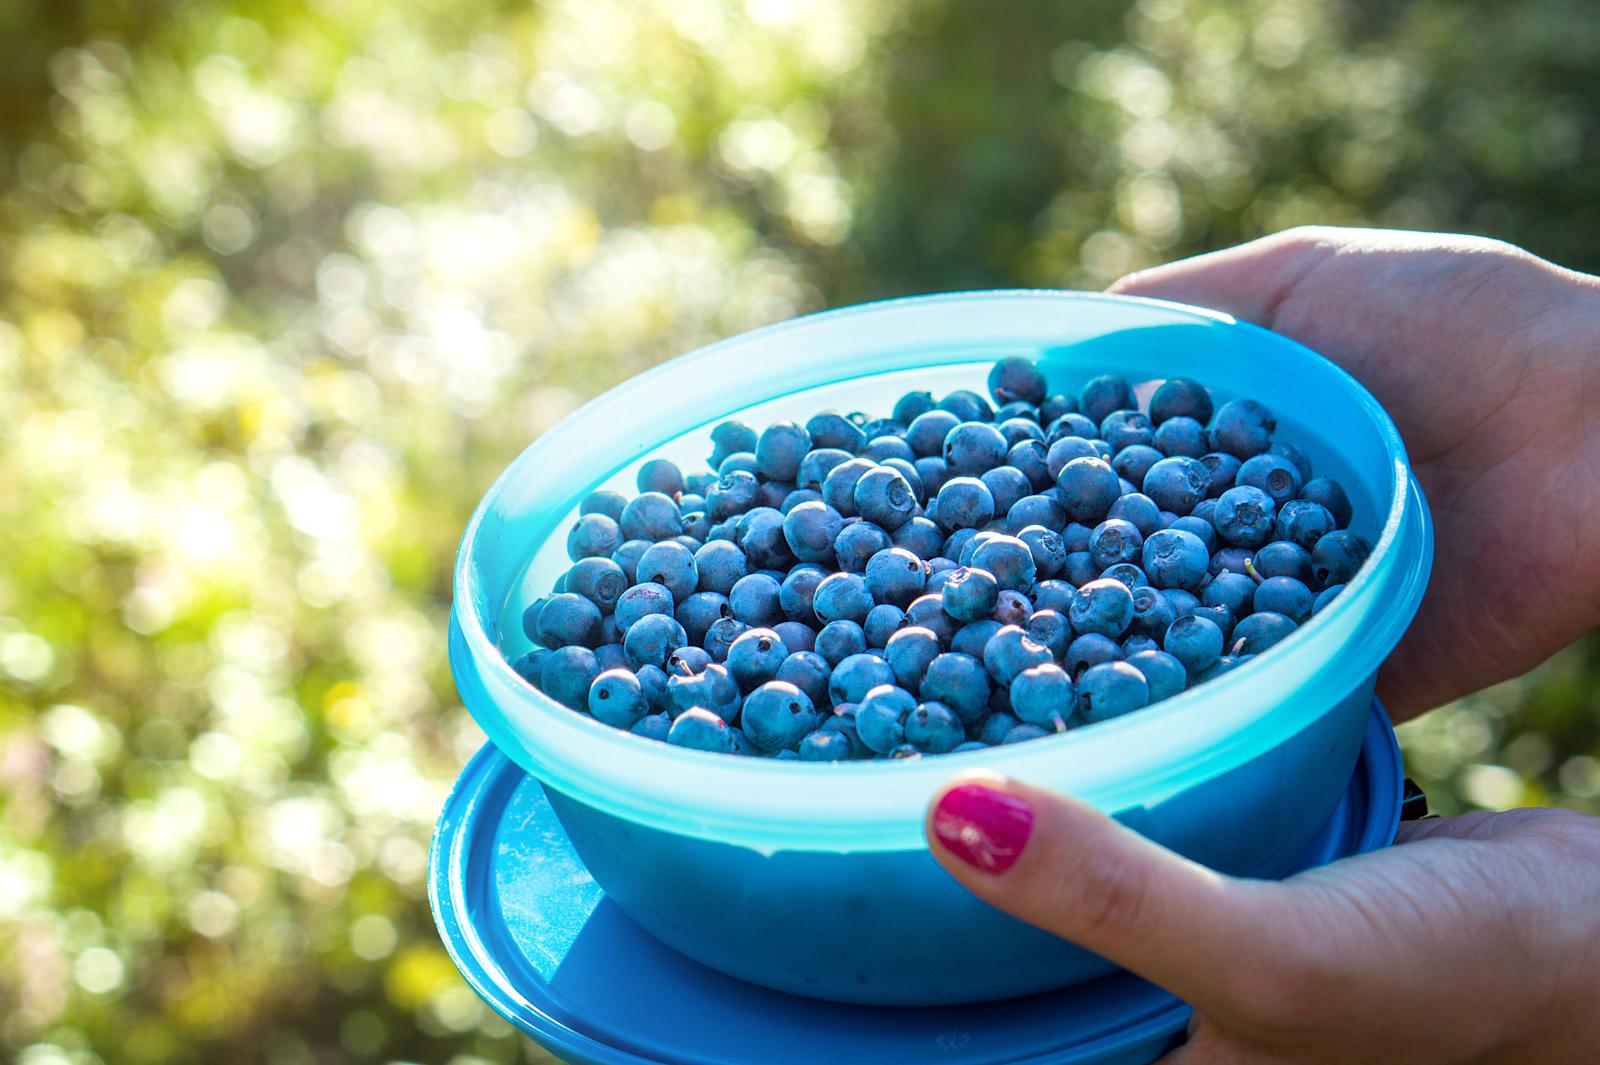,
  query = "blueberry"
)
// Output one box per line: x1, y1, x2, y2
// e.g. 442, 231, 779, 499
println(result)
1311, 530, 1371, 586
777, 566, 826, 624
948, 621, 999, 661
706, 472, 762, 521
905, 701, 966, 753
1079, 375, 1136, 425
906, 410, 962, 458
635, 663, 670, 713
667, 646, 712, 677
1270, 440, 1315, 482
719, 451, 760, 478
632, 540, 698, 602
884, 626, 941, 694
805, 411, 866, 454
855, 684, 916, 754
772, 620, 817, 655
862, 417, 908, 442
1045, 435, 1100, 478
540, 645, 600, 709
933, 476, 997, 530
1198, 452, 1244, 499
1162, 588, 1200, 618
864, 436, 916, 464
630, 713, 672, 743
1232, 610, 1298, 653
1065, 632, 1122, 678
752, 421, 810, 482
853, 466, 917, 530
937, 389, 993, 423
1111, 445, 1165, 488
620, 492, 685, 541
834, 520, 893, 572
1056, 457, 1122, 523
1068, 578, 1135, 638
1142, 456, 1210, 515
913, 455, 951, 497
1075, 660, 1150, 723
623, 613, 688, 671
815, 619, 868, 666
997, 417, 1045, 448
1202, 571, 1256, 616
941, 566, 1000, 623
894, 390, 937, 425
734, 507, 793, 570
702, 616, 751, 662
1152, 415, 1208, 458
939, 421, 1005, 476
968, 535, 1035, 592
1167, 515, 1217, 553
636, 458, 686, 498
988, 356, 1048, 406
709, 420, 758, 468
580, 490, 629, 521
1254, 576, 1313, 623
892, 516, 945, 560
1210, 546, 1255, 577
1004, 663, 1073, 728
1312, 584, 1345, 614
920, 652, 991, 725
1059, 522, 1093, 553
1211, 486, 1277, 548
739, 681, 818, 751
1127, 584, 1177, 641
864, 547, 928, 607
1236, 453, 1303, 508
810, 572, 873, 626
1002, 723, 1052, 744
610, 539, 652, 584
980, 466, 1032, 520
796, 448, 855, 492
1016, 524, 1066, 579
819, 706, 868, 758
693, 540, 748, 596
725, 627, 790, 691
1121, 634, 1160, 657
1162, 613, 1224, 673
721, 572, 779, 627
1047, 412, 1100, 443
1208, 398, 1276, 458
511, 648, 547, 688
970, 711, 1016, 745
1089, 518, 1144, 571
1141, 528, 1211, 591
588, 669, 650, 728
666, 661, 741, 720
535, 592, 602, 648
1100, 410, 1155, 451
1063, 551, 1099, 586
1253, 541, 1312, 582
1191, 498, 1218, 525
905, 594, 957, 645
957, 530, 1001, 567
568, 513, 625, 561
667, 707, 735, 753
1139, 375, 1207, 421
798, 729, 853, 762
884, 458, 925, 503
830, 653, 897, 706
564, 557, 628, 613
1300, 477, 1353, 528
1190, 604, 1235, 641
863, 603, 910, 647
782, 500, 844, 564
1039, 393, 1077, 424
1128, 649, 1187, 703
681, 513, 710, 541
1021, 608, 1069, 657
1275, 500, 1336, 552
983, 625, 1054, 686
1004, 439, 1053, 493
819, 458, 874, 517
